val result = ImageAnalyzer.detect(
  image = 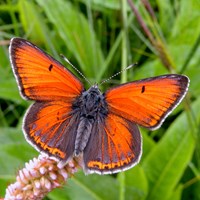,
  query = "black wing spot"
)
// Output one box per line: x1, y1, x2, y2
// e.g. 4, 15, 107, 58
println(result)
48, 64, 53, 71
141, 85, 145, 93
56, 111, 60, 120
